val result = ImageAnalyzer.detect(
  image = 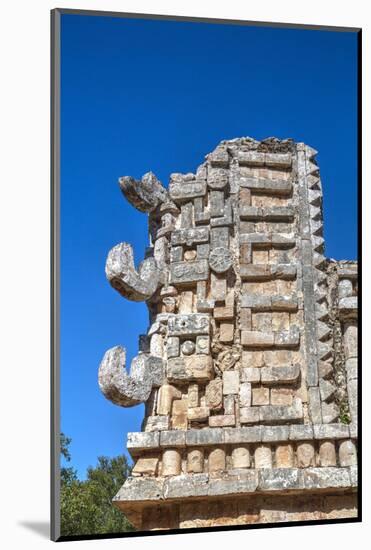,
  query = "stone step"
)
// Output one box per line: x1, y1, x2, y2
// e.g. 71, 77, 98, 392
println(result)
239, 205, 294, 222
240, 293, 298, 312
240, 263, 297, 281
240, 176, 292, 196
